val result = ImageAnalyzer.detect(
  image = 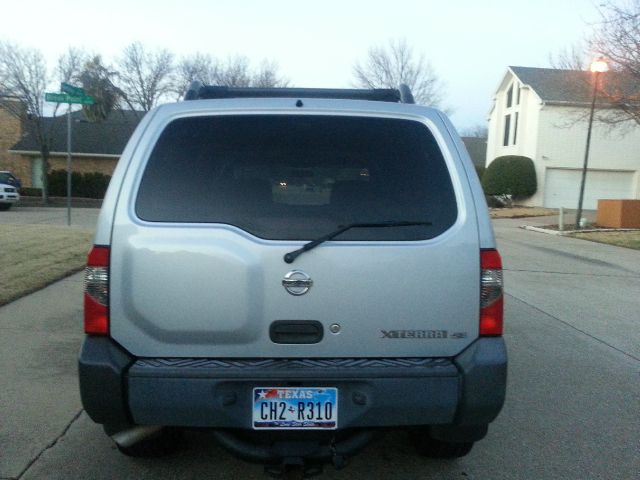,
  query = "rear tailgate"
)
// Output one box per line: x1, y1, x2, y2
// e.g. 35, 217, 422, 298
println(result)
108, 106, 481, 358
110, 224, 479, 357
